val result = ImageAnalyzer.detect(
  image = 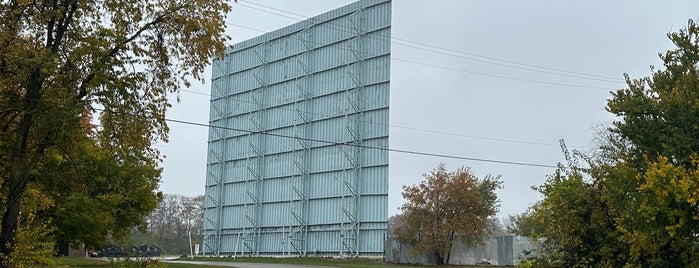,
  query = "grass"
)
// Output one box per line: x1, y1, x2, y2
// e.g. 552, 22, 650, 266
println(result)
177, 256, 500, 268
53, 256, 109, 267
181, 256, 411, 268
158, 263, 230, 268
53, 256, 502, 268
52, 256, 229, 268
